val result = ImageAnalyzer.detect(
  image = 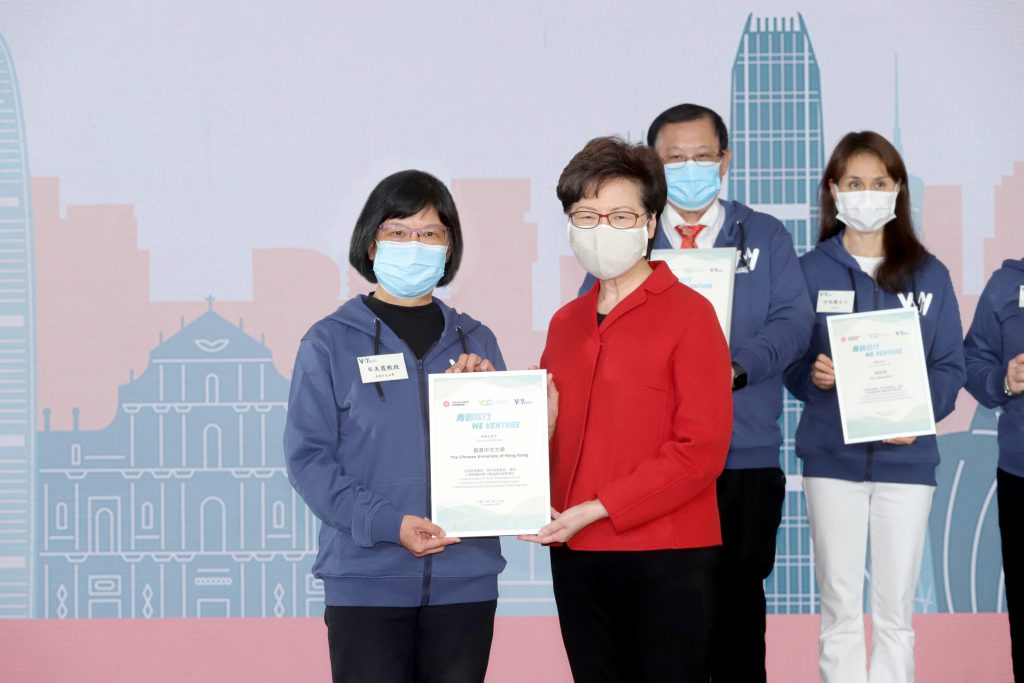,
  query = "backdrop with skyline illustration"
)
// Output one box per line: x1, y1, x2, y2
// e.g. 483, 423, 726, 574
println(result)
0, 2, 1021, 680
